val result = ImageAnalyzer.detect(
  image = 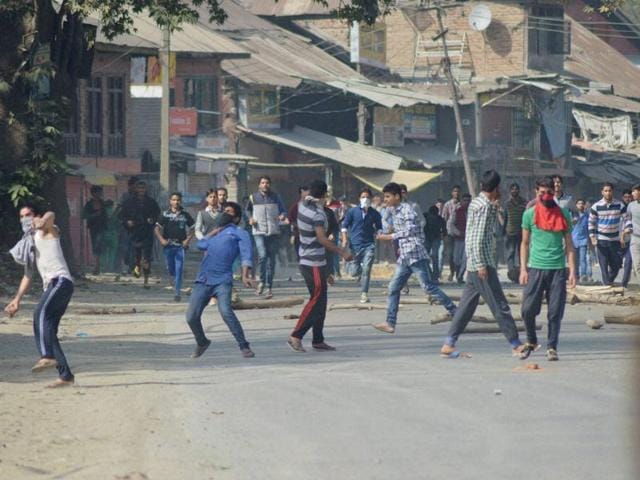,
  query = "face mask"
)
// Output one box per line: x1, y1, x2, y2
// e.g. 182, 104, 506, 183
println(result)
21, 217, 33, 233
218, 213, 236, 227
360, 197, 371, 209
539, 193, 555, 208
